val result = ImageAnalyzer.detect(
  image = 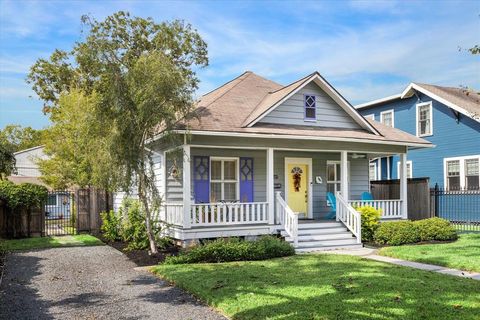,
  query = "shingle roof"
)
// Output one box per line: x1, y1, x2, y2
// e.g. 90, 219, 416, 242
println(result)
175, 71, 432, 147
414, 83, 480, 120
356, 83, 480, 122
